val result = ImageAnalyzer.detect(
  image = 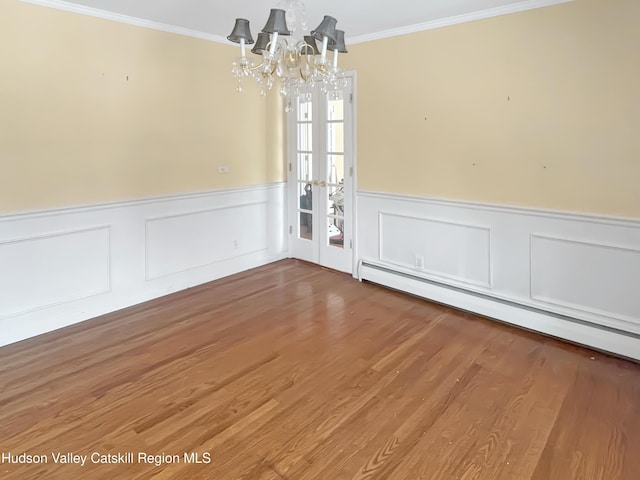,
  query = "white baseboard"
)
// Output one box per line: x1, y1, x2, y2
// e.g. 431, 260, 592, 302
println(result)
0, 184, 287, 347
360, 261, 640, 361
357, 190, 640, 359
